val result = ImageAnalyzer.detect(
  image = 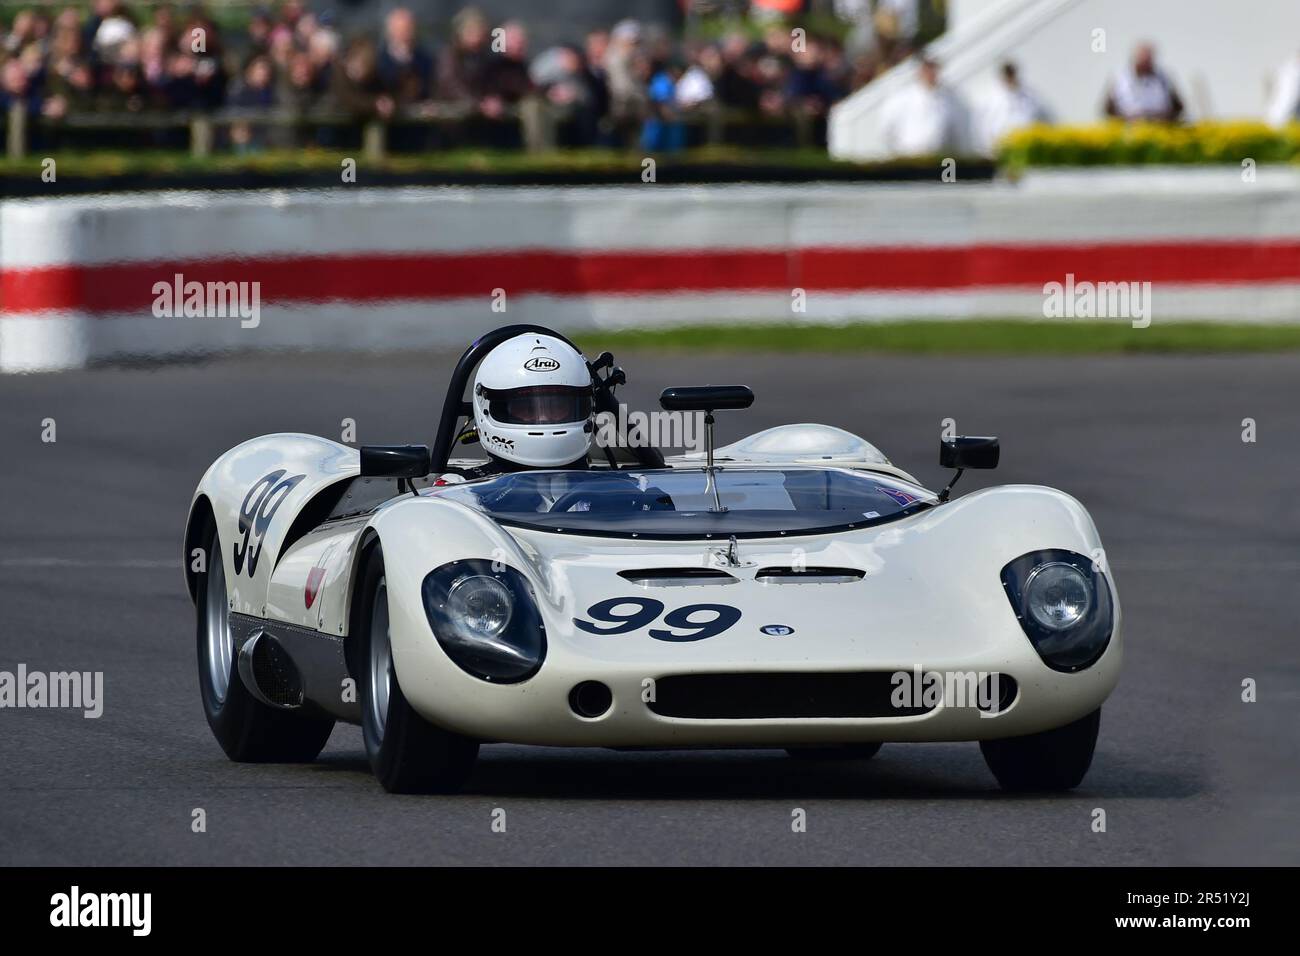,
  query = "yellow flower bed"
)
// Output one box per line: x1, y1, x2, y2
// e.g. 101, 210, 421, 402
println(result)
998, 120, 1300, 166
